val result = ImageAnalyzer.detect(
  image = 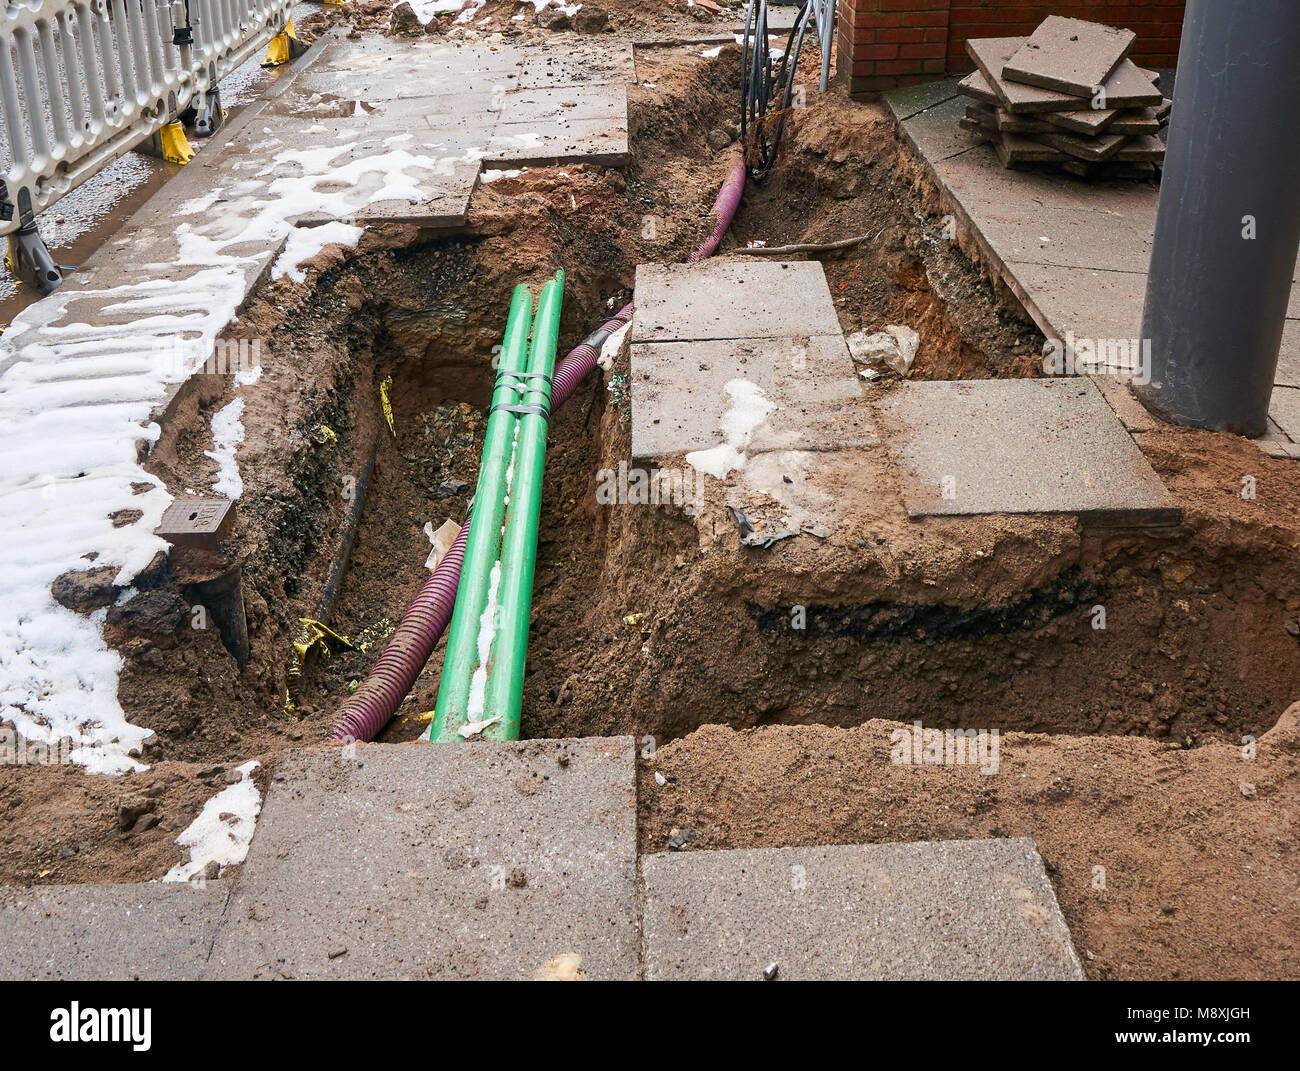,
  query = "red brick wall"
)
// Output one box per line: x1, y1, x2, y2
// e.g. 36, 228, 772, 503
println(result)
838, 0, 1185, 97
